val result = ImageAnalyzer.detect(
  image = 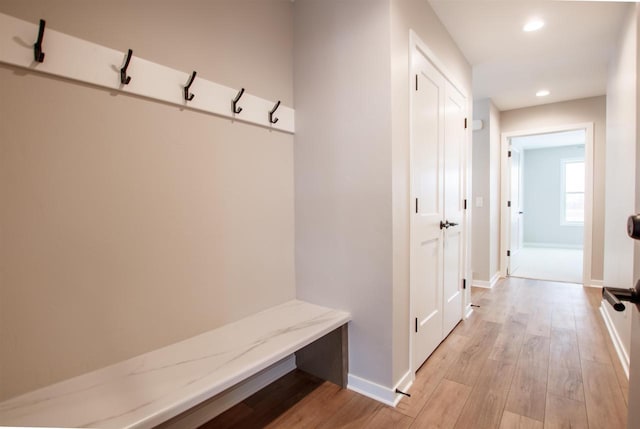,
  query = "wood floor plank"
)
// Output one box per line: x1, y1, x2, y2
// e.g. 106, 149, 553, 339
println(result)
526, 309, 552, 338
445, 320, 501, 386
499, 410, 543, 429
454, 359, 516, 429
410, 379, 471, 429
519, 334, 550, 368
396, 333, 469, 418
544, 393, 588, 429
505, 361, 548, 421
265, 381, 354, 428
581, 359, 627, 429
577, 329, 612, 365
366, 407, 413, 429
546, 364, 584, 403
549, 328, 581, 369
317, 393, 383, 429
489, 328, 526, 363
551, 310, 576, 331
